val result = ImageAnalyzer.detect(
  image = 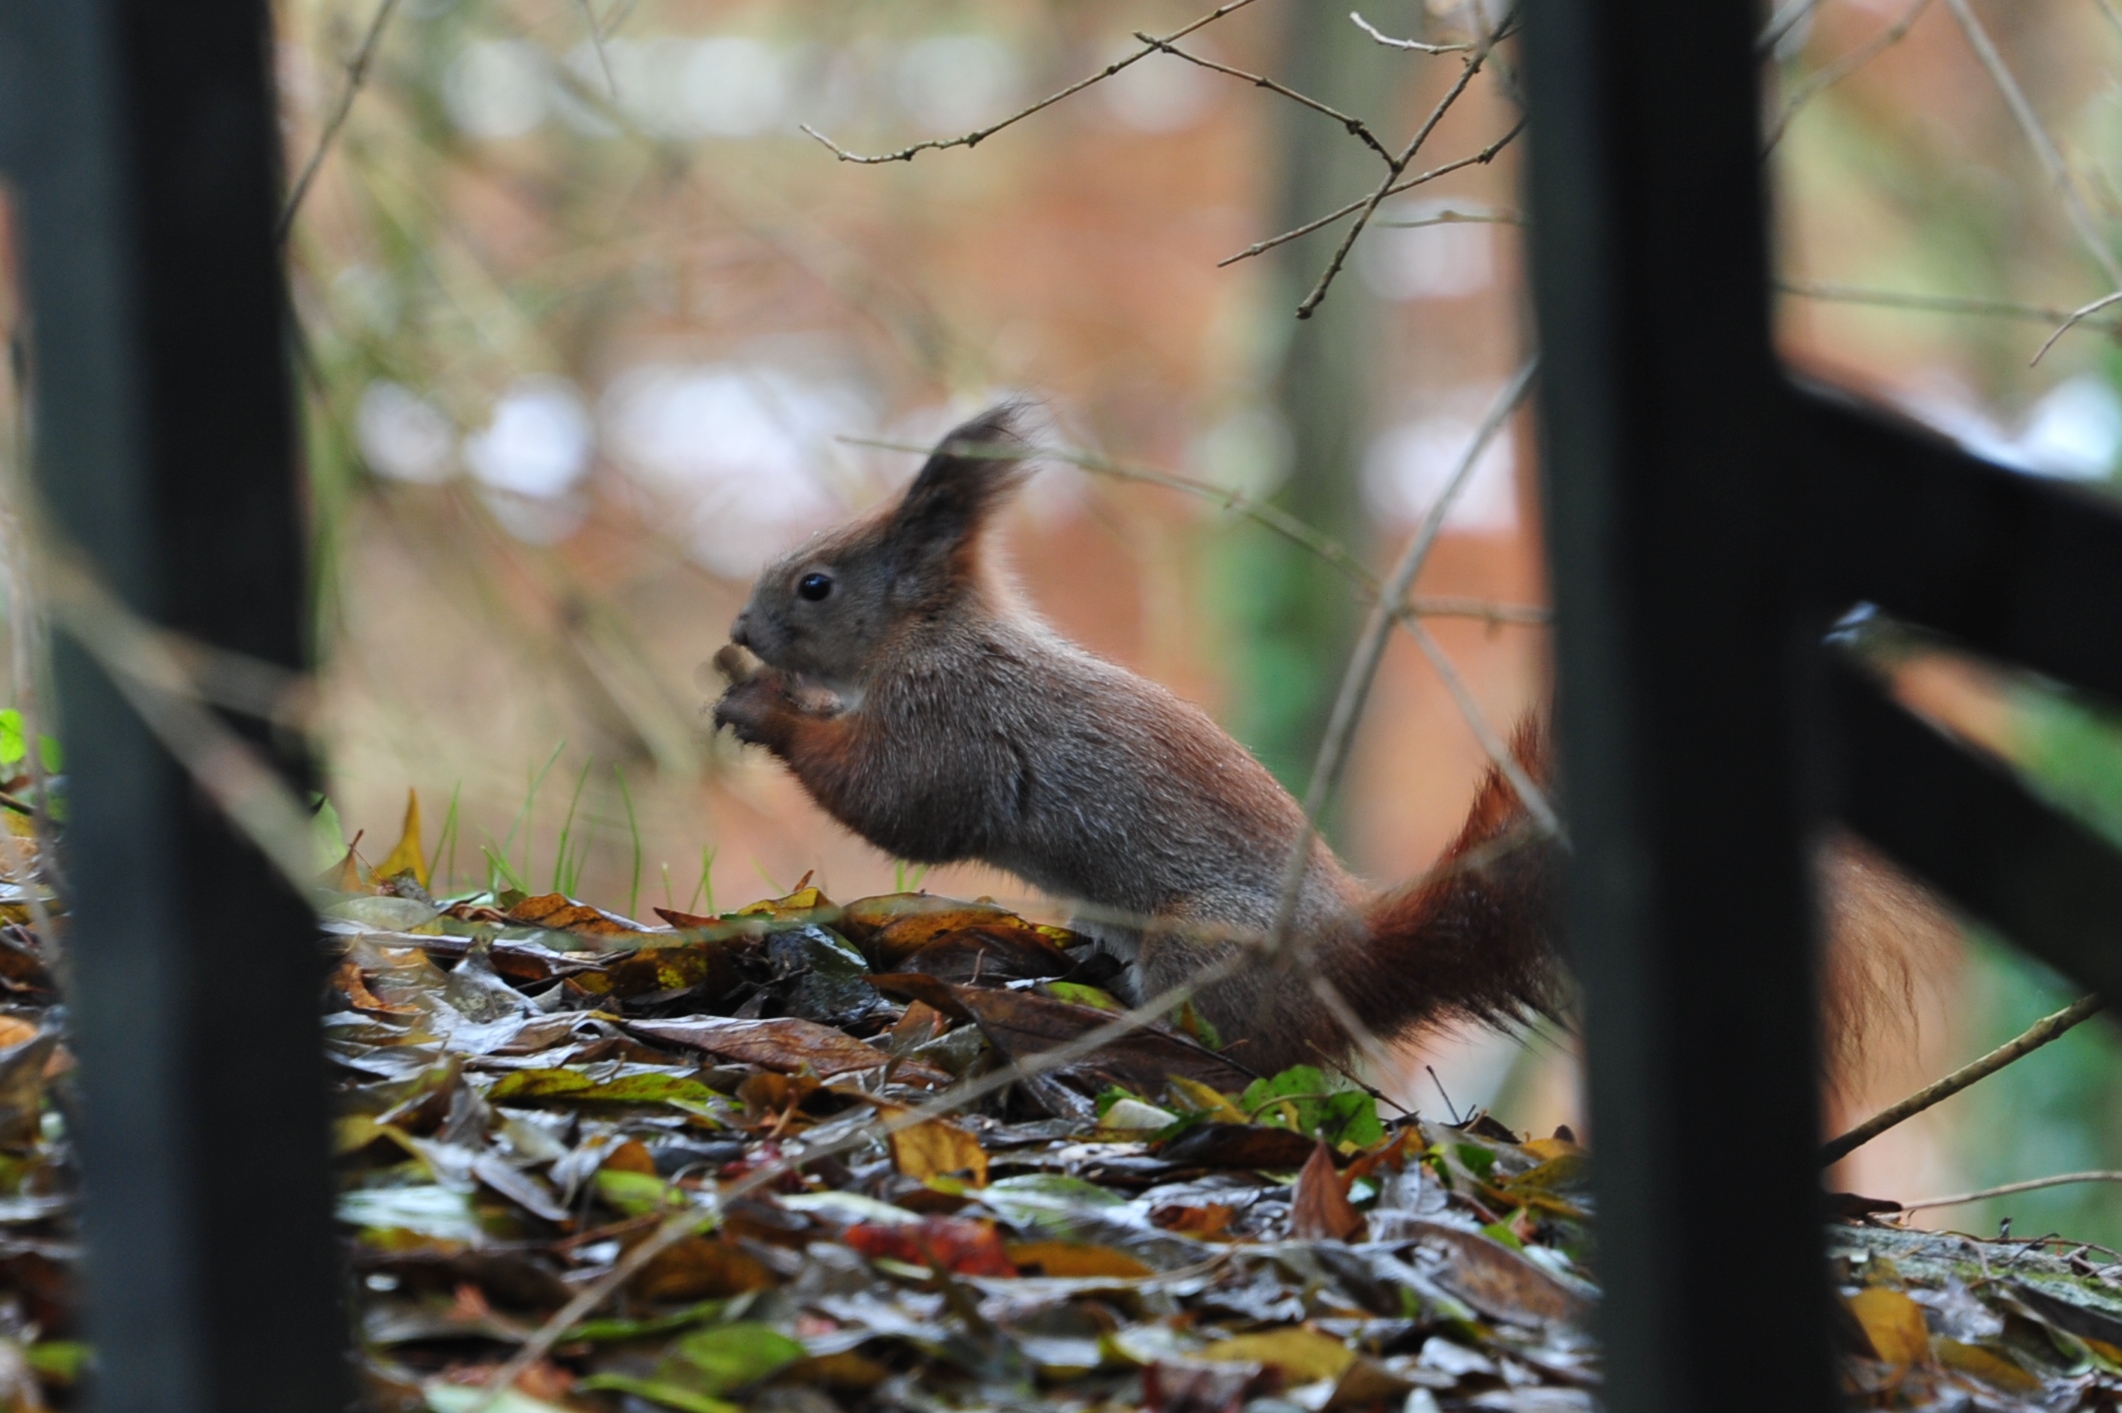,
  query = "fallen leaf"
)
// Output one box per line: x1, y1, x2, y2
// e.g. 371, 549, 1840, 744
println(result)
1004, 1241, 1154, 1278
1158, 1123, 1320, 1171
1404, 1220, 1593, 1325
626, 1015, 946, 1083
633, 1238, 777, 1302
660, 1320, 807, 1393
506, 893, 656, 939
843, 1217, 1017, 1277
375, 789, 429, 888
1935, 1338, 2039, 1392
1847, 1287, 1930, 1367
948, 983, 1255, 1094
1142, 1361, 1278, 1413
1291, 1141, 1365, 1241
887, 1115, 989, 1186
1150, 1203, 1237, 1239
1199, 1327, 1356, 1383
